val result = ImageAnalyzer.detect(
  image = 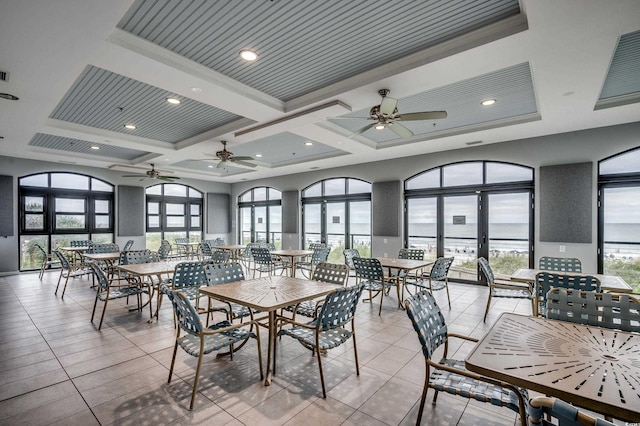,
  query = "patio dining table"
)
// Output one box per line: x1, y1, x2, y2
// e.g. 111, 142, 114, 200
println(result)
465, 312, 640, 422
